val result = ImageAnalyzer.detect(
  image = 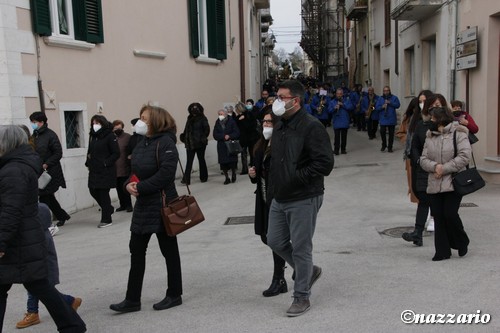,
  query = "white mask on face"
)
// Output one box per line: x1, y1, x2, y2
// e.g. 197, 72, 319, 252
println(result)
419, 102, 424, 110
134, 119, 148, 136
218, 115, 225, 121
263, 127, 273, 140
92, 124, 102, 132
